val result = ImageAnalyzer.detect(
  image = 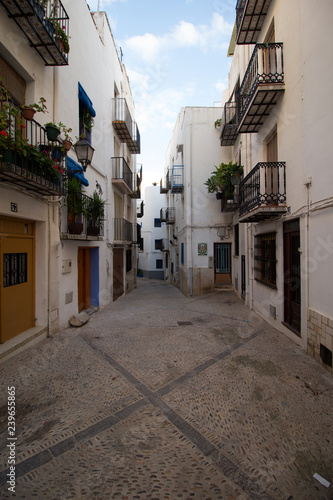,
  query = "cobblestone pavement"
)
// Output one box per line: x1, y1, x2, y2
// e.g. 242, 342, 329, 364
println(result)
0, 279, 332, 500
